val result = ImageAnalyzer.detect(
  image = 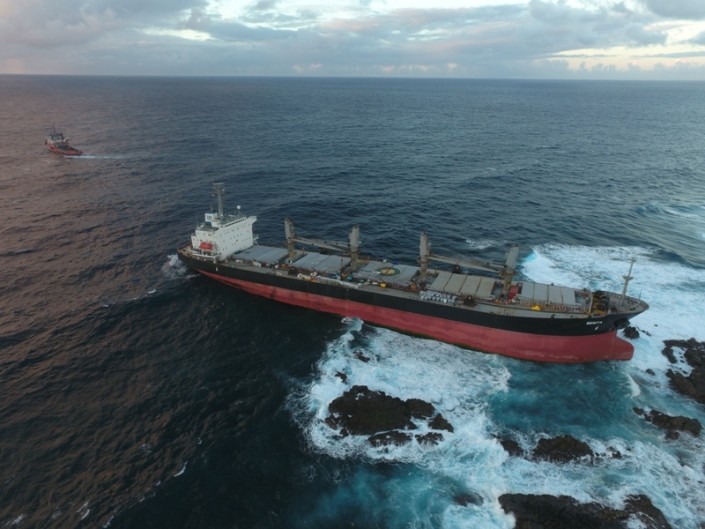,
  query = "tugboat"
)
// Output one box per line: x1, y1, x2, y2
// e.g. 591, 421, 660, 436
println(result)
178, 183, 649, 363
45, 127, 82, 156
